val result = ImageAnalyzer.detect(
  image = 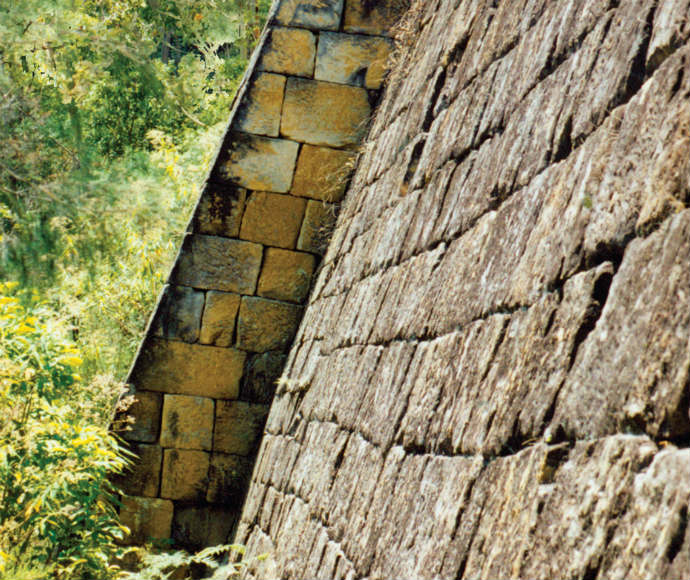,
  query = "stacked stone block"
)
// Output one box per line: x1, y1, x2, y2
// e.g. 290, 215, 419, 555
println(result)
117, 0, 398, 548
